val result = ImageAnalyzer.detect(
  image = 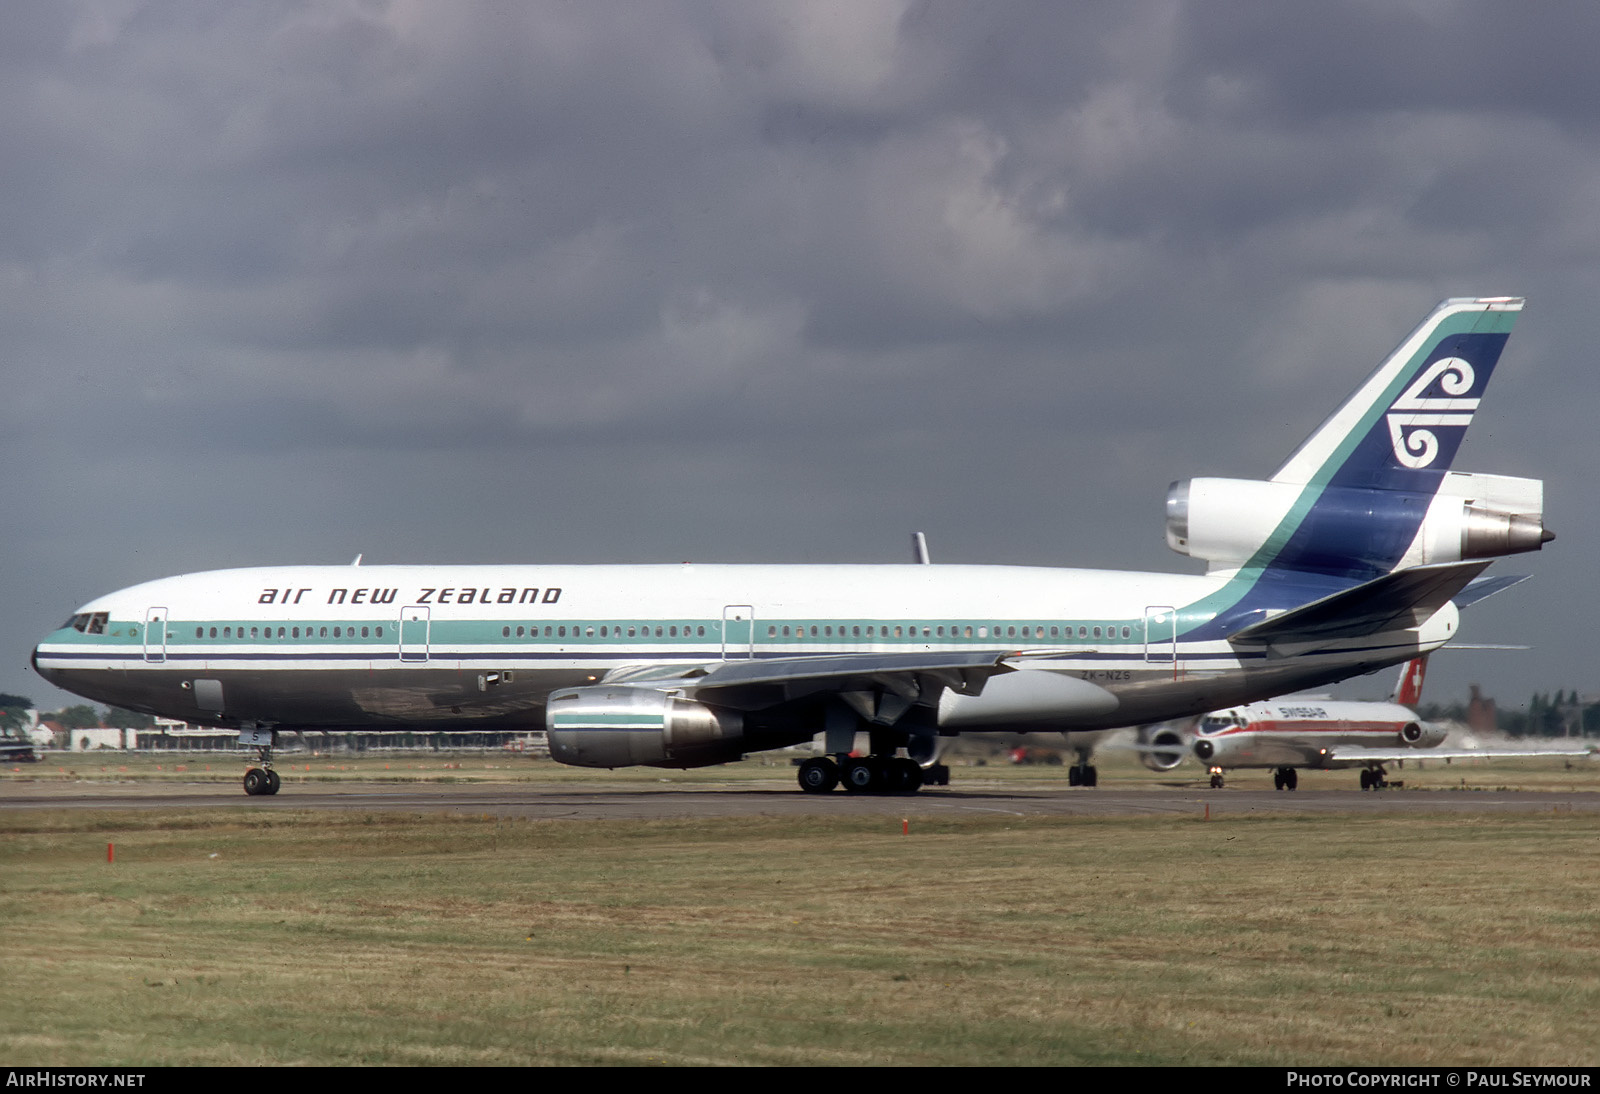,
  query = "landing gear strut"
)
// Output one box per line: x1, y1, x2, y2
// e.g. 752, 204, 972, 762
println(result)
242, 730, 281, 796
1272, 766, 1299, 791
